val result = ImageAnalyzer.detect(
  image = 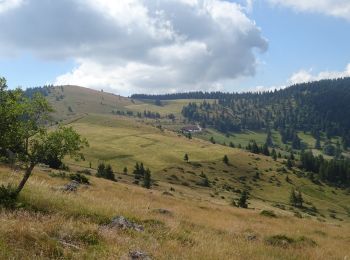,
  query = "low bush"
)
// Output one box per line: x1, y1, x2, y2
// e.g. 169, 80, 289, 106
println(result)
265, 234, 317, 248
69, 173, 90, 185
260, 210, 277, 218
0, 184, 18, 209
